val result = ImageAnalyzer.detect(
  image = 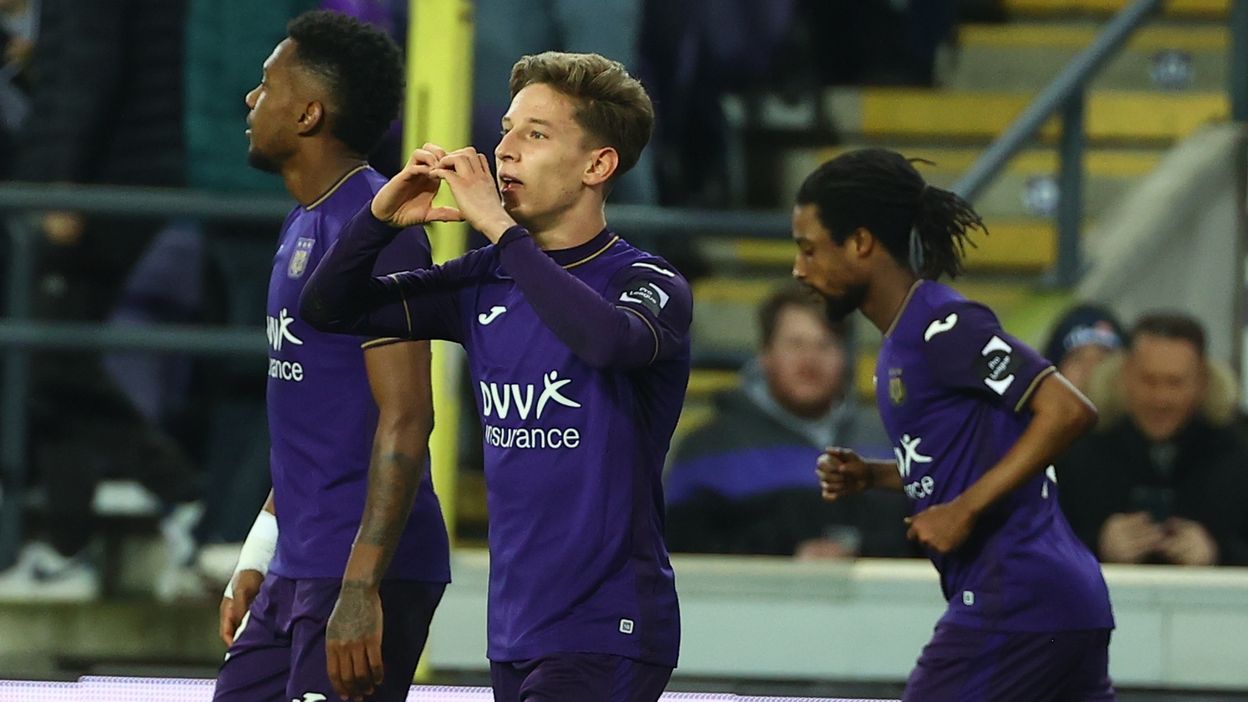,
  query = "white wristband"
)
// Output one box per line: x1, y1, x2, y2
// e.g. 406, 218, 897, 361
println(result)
224, 510, 278, 599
